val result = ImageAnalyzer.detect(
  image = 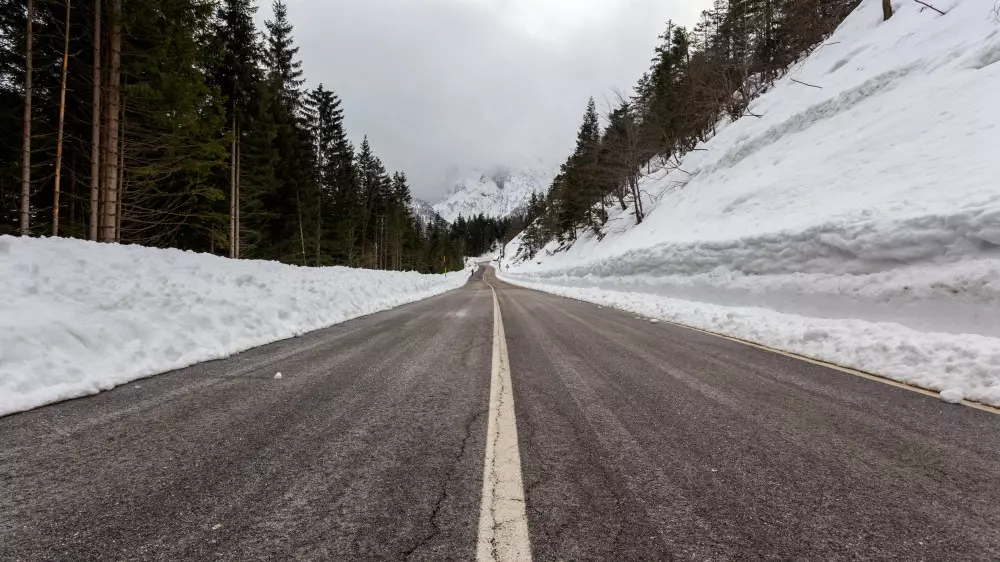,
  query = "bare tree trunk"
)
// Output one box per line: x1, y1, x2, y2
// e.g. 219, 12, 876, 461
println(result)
100, 0, 121, 242
235, 125, 240, 258
20, 0, 34, 235
883, 0, 893, 20
346, 210, 356, 266
89, 0, 101, 240
315, 196, 321, 266
52, 0, 72, 236
88, 0, 102, 241
69, 152, 77, 229
630, 175, 644, 224
296, 189, 306, 265
115, 119, 123, 242
97, 97, 107, 232
228, 116, 236, 257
